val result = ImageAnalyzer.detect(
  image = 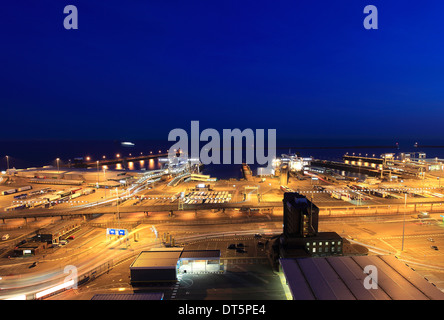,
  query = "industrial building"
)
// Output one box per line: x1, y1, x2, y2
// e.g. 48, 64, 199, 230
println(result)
36, 220, 82, 244
130, 248, 221, 284
14, 241, 48, 256
13, 167, 140, 184
279, 255, 444, 300
343, 154, 384, 169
